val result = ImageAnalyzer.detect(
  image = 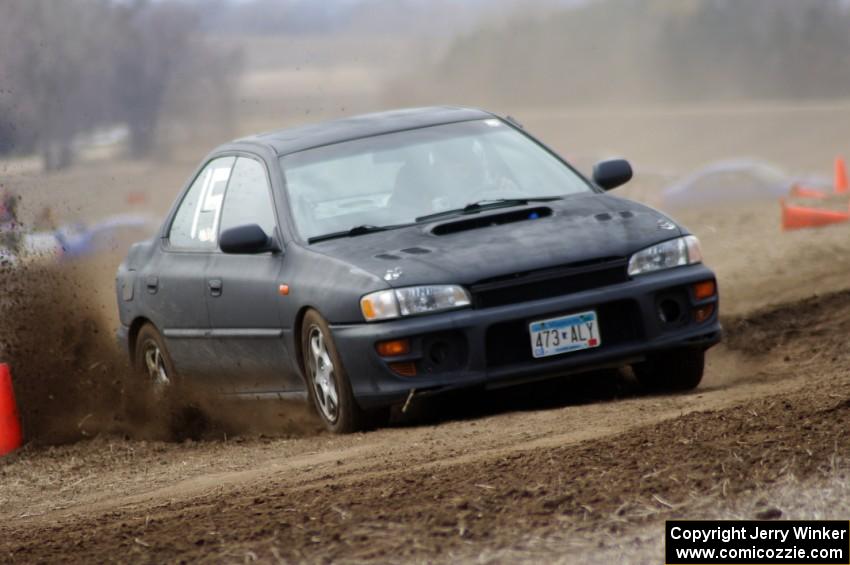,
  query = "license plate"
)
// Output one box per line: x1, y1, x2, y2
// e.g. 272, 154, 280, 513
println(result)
529, 310, 601, 359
